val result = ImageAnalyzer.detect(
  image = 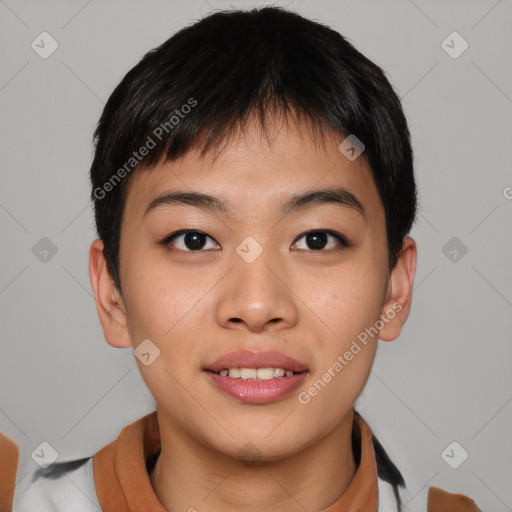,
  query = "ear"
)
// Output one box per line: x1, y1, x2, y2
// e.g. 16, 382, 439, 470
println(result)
89, 238, 132, 348
378, 236, 417, 342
